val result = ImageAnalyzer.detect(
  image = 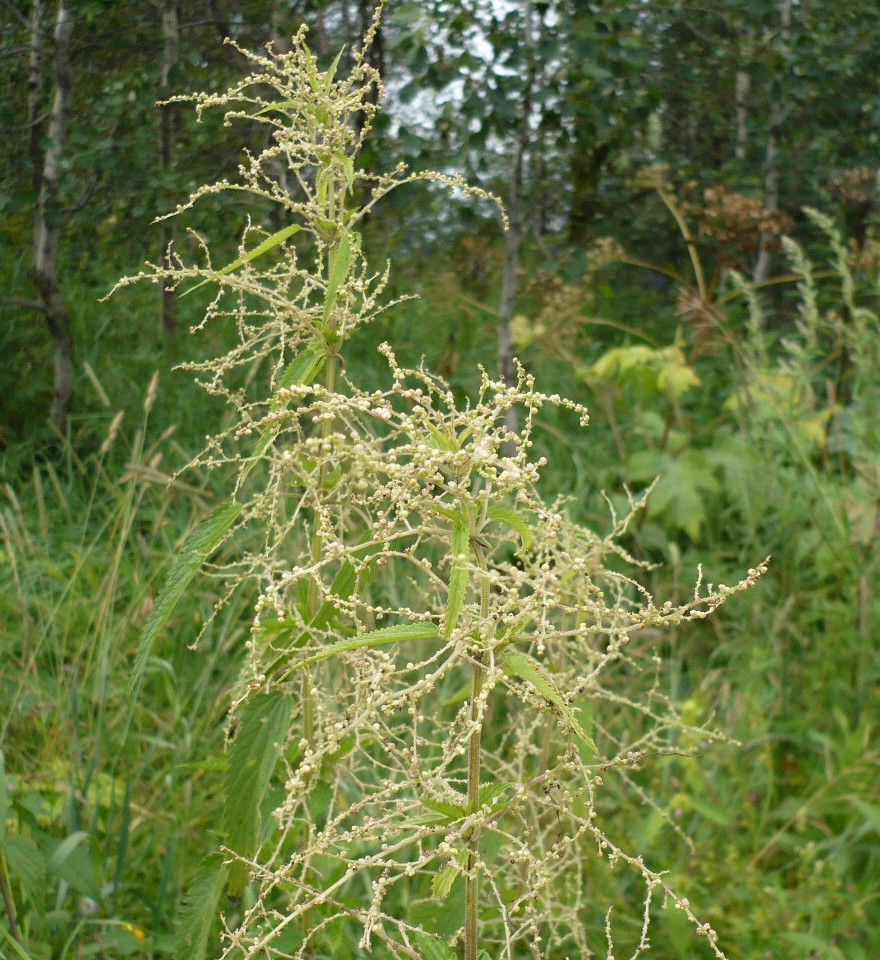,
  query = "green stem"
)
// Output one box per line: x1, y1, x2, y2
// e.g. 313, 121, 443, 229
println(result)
465, 657, 484, 960
465, 542, 491, 960
0, 854, 22, 945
